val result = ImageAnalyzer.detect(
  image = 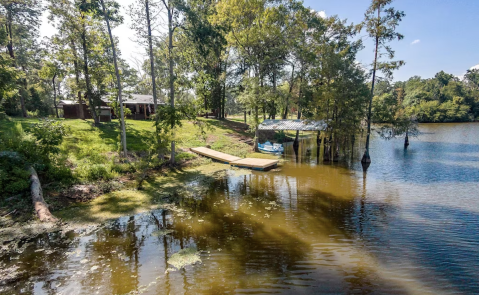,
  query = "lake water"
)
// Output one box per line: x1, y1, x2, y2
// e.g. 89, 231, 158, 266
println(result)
1, 123, 479, 294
